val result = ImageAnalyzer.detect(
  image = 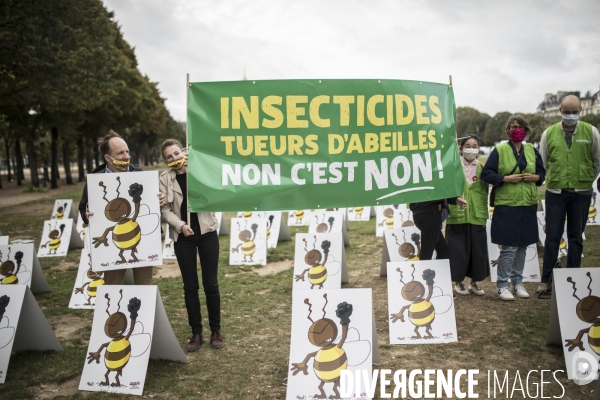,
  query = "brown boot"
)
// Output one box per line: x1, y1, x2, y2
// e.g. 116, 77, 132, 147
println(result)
210, 330, 224, 348
186, 333, 204, 351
